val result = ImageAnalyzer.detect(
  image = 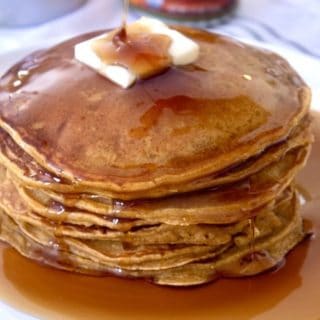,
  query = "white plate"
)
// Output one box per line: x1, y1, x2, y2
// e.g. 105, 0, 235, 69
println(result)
0, 39, 319, 320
